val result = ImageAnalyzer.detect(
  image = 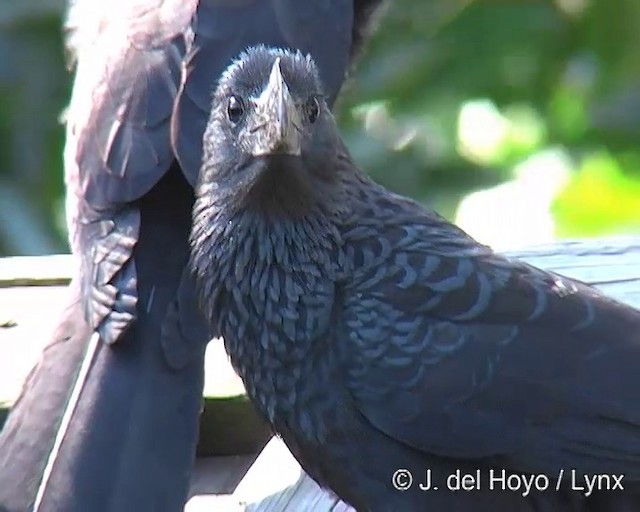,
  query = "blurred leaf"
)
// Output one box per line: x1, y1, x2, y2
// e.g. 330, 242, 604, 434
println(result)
553, 151, 640, 236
